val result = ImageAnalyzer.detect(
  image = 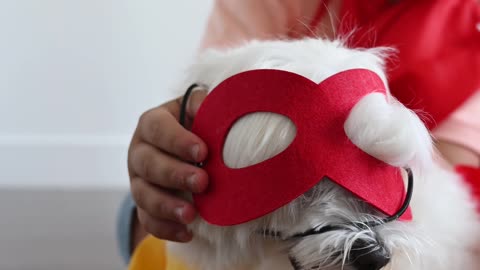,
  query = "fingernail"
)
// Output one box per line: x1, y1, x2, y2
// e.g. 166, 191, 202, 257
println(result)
191, 144, 200, 161
187, 174, 198, 192
175, 207, 185, 222
176, 230, 192, 242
